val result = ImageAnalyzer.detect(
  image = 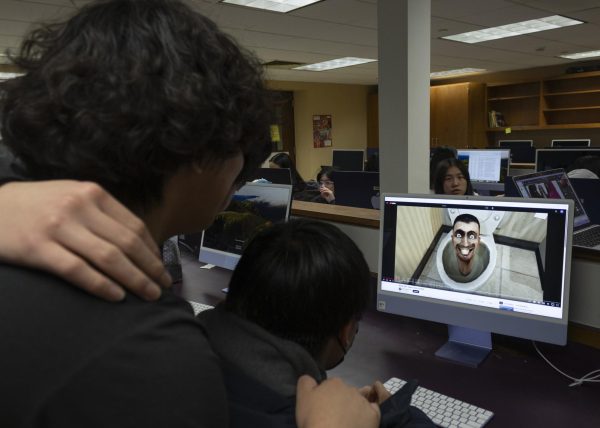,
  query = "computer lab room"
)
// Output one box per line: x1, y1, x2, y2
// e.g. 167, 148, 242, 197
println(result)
1, 1, 599, 427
